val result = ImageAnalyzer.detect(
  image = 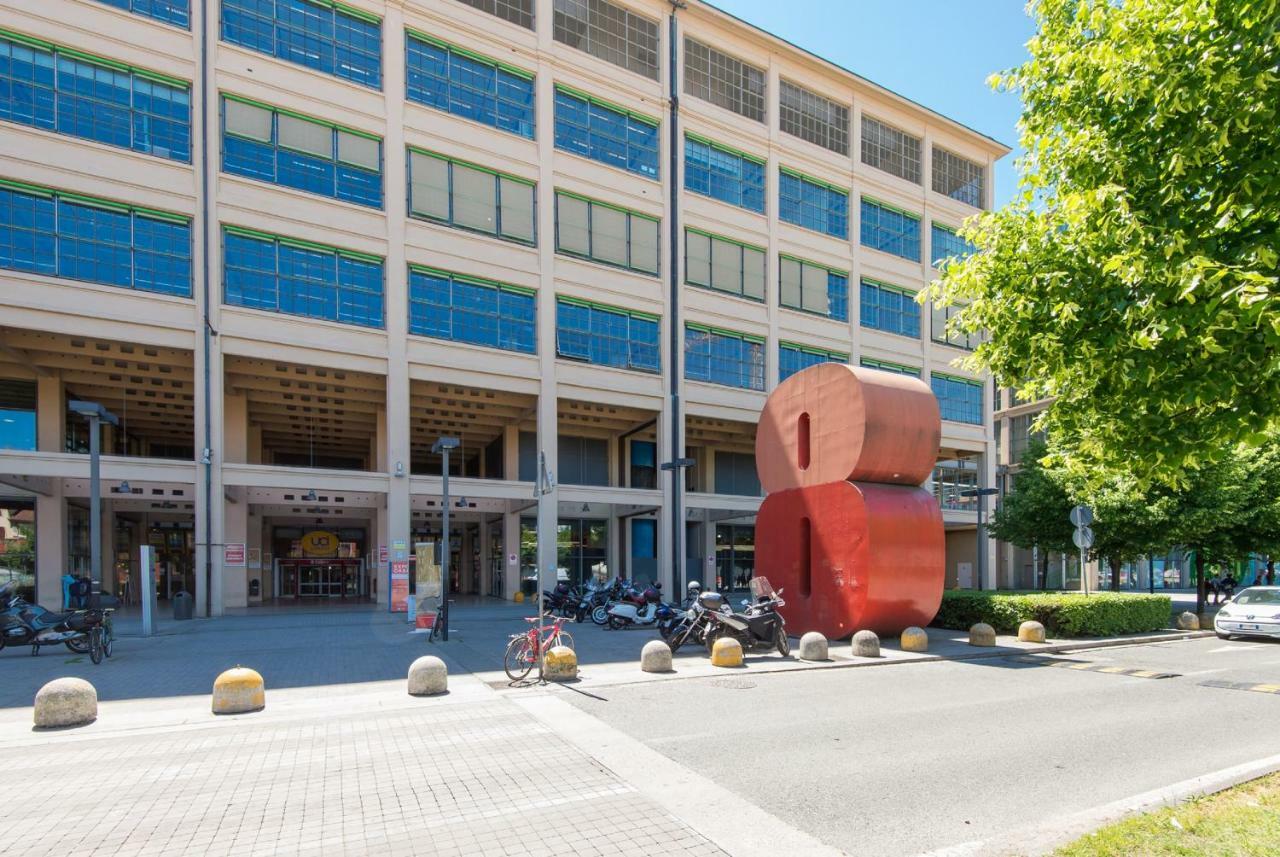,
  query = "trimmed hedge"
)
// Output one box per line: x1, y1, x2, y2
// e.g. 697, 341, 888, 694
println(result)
931, 591, 1173, 638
